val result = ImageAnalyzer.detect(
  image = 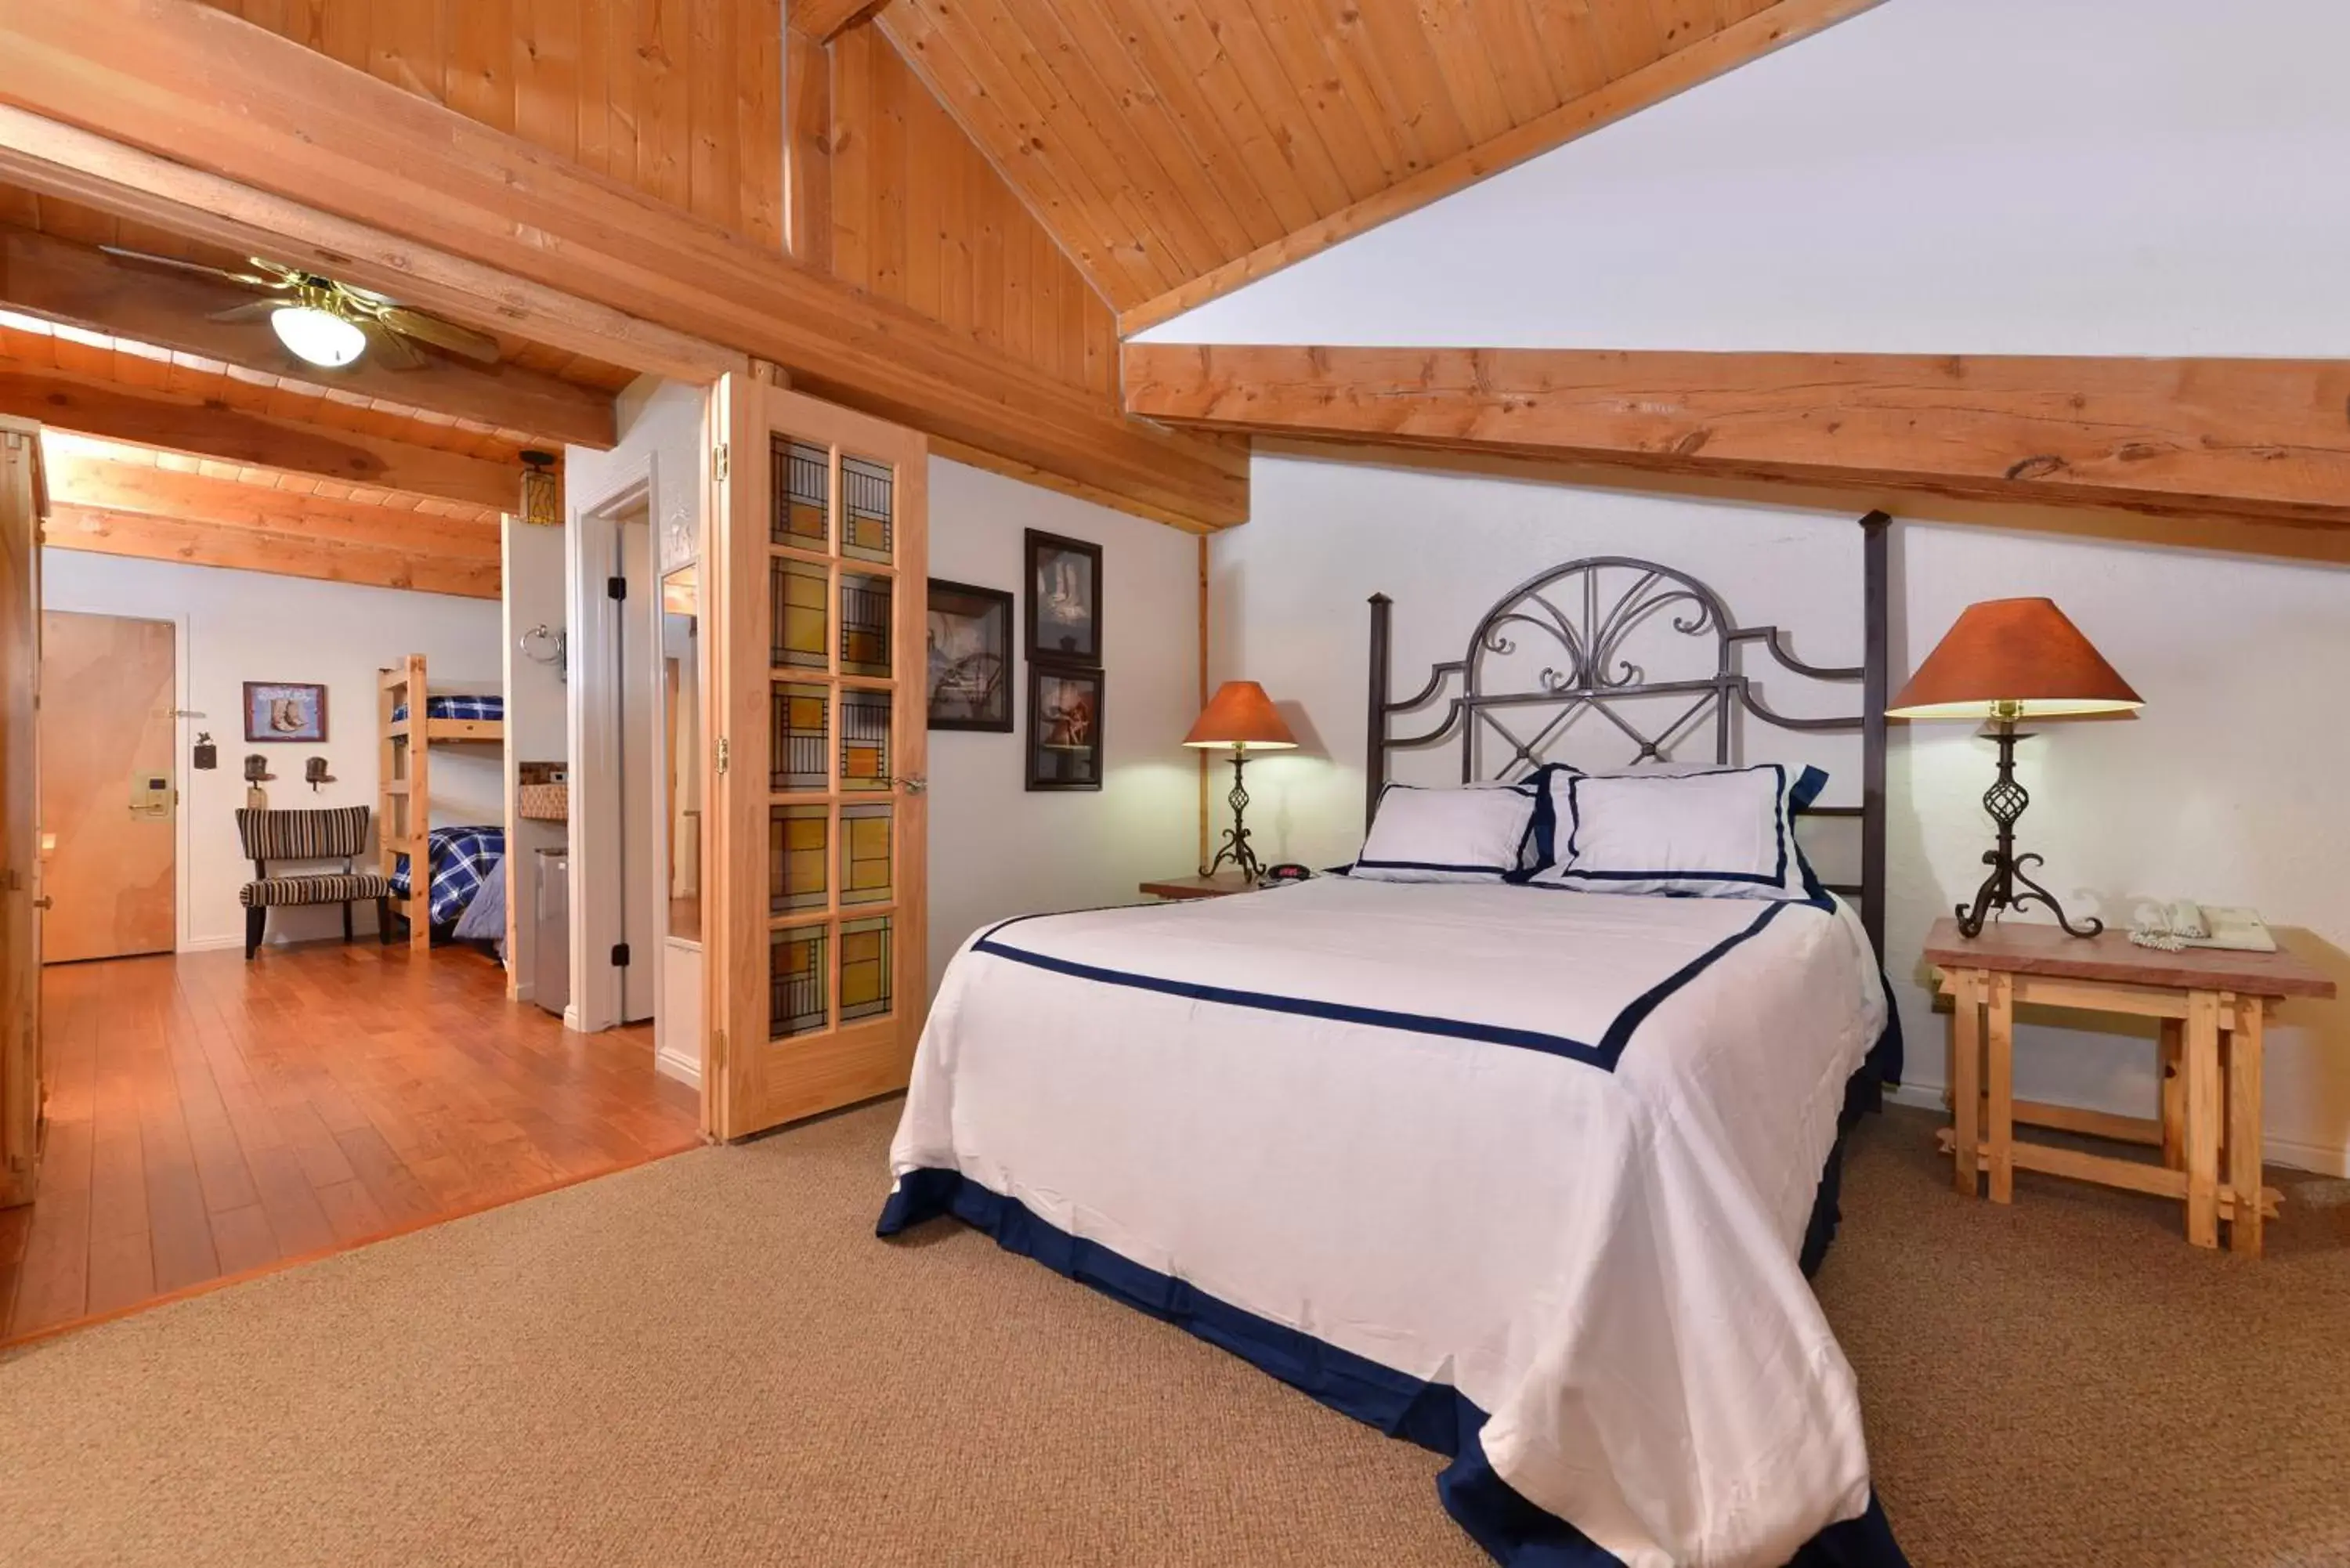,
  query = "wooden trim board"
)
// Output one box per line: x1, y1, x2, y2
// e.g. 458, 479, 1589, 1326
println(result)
1123, 341, 2350, 530
0, 222, 617, 450
0, 107, 742, 388
0, 355, 519, 510
45, 505, 498, 598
